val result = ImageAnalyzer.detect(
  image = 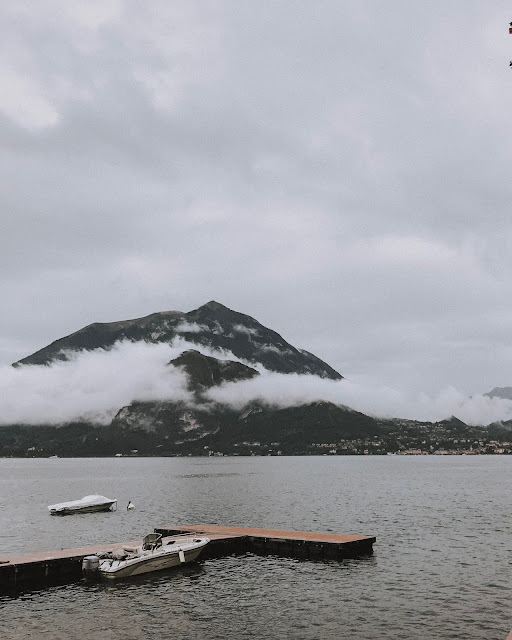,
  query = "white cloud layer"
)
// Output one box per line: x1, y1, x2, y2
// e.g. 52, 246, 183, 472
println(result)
1, 341, 512, 428
0, 342, 191, 426
206, 371, 512, 426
